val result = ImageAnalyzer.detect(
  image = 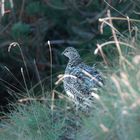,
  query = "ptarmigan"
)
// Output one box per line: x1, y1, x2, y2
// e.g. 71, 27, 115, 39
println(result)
62, 47, 104, 110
